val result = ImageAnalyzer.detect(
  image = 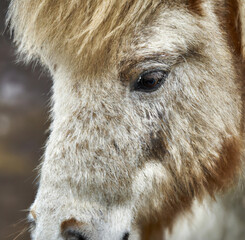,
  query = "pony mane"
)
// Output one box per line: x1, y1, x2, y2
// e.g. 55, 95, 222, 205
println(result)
7, 0, 245, 75
7, 0, 166, 75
